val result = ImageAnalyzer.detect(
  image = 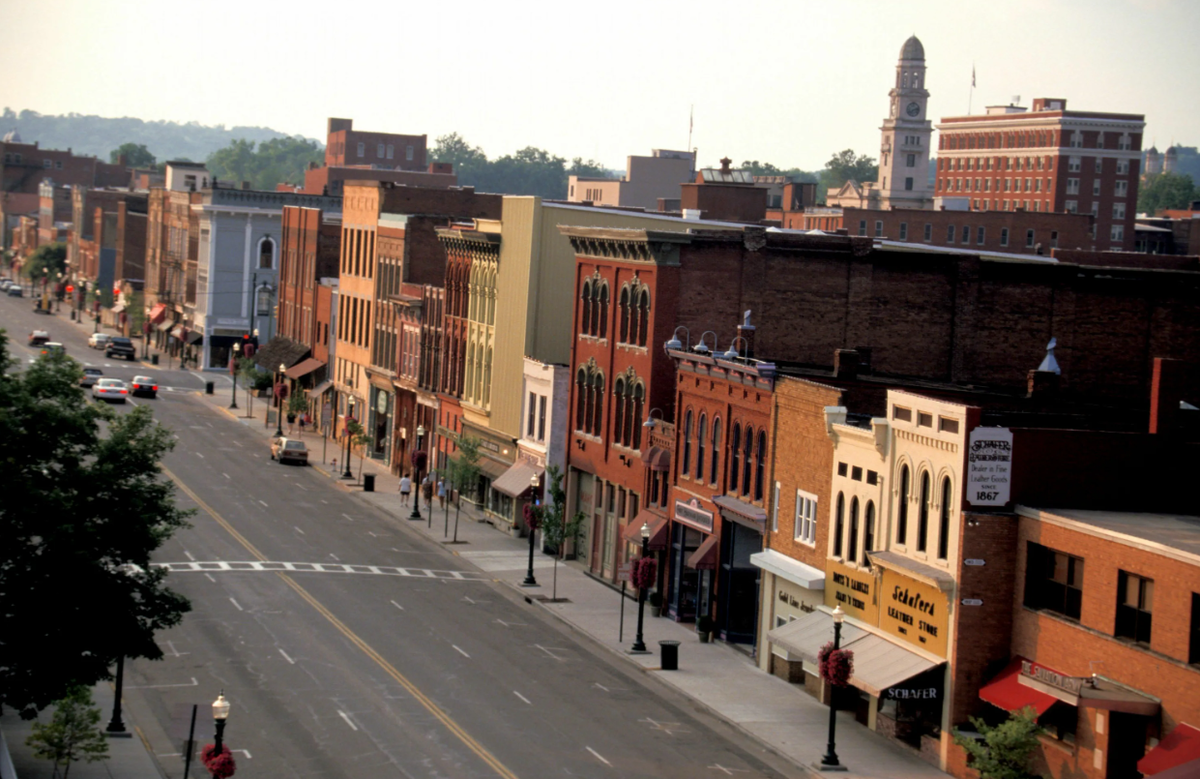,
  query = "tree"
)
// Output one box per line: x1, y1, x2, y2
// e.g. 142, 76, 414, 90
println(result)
23, 242, 67, 283
952, 708, 1044, 779
0, 334, 193, 717
430, 132, 488, 171
347, 419, 372, 483
109, 142, 156, 168
25, 686, 109, 778
1138, 172, 1197, 216
568, 157, 610, 178
823, 149, 878, 189
448, 436, 482, 544
205, 136, 322, 191
535, 464, 584, 601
